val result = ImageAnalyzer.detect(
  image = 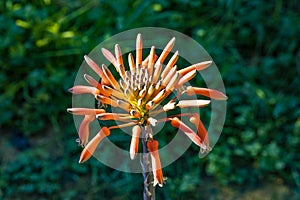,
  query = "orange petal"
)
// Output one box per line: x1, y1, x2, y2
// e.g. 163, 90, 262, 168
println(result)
102, 85, 125, 100
114, 44, 125, 78
189, 114, 210, 148
161, 51, 179, 79
177, 61, 212, 76
101, 48, 119, 69
67, 108, 105, 115
186, 86, 228, 100
68, 85, 100, 95
96, 113, 131, 121
177, 100, 210, 108
152, 89, 167, 104
109, 122, 136, 130
152, 63, 162, 83
147, 140, 164, 187
78, 115, 95, 147
147, 46, 156, 76
170, 117, 207, 150
141, 54, 150, 67
146, 101, 153, 110
117, 100, 130, 111
130, 125, 141, 160
84, 55, 110, 85
162, 65, 177, 87
177, 69, 197, 86
82, 75, 112, 97
145, 83, 155, 100
136, 33, 143, 66
157, 37, 176, 64
79, 127, 110, 163
165, 72, 179, 92
95, 95, 118, 107
101, 64, 120, 90
83, 74, 101, 89
128, 53, 136, 73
